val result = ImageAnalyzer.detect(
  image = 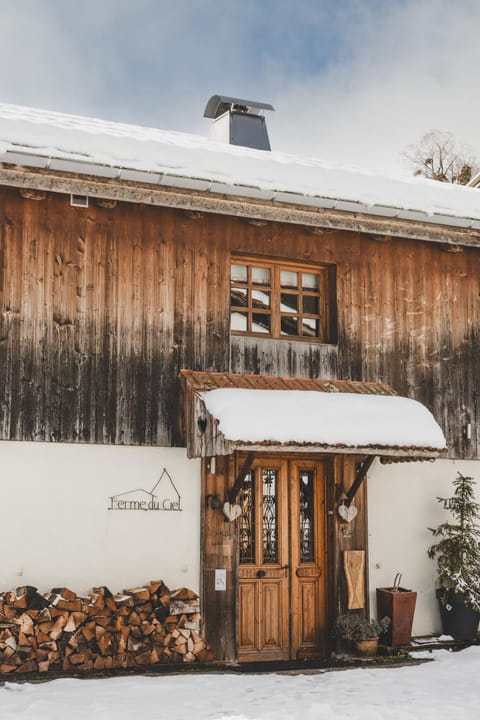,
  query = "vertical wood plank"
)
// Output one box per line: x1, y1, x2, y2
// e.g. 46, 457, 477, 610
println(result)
343, 550, 366, 609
